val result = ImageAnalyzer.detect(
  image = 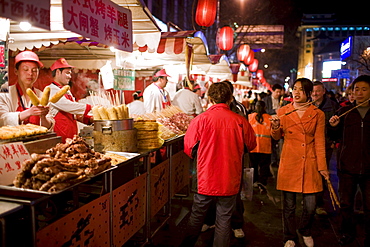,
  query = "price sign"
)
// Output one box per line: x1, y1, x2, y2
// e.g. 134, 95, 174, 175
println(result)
113, 69, 135, 90
0, 142, 30, 185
